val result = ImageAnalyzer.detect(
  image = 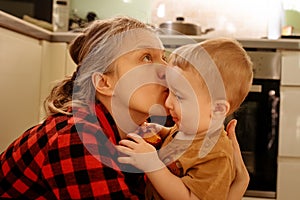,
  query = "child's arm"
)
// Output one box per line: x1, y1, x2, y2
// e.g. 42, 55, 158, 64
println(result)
117, 133, 199, 200
145, 165, 199, 200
